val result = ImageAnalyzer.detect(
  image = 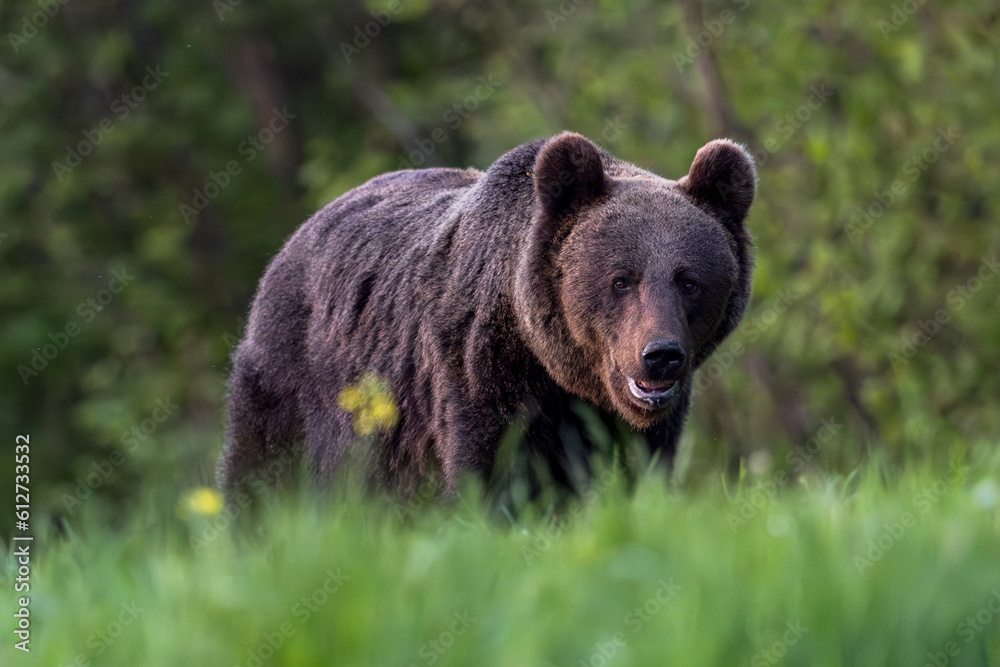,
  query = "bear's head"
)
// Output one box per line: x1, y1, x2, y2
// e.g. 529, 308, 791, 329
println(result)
515, 133, 756, 430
